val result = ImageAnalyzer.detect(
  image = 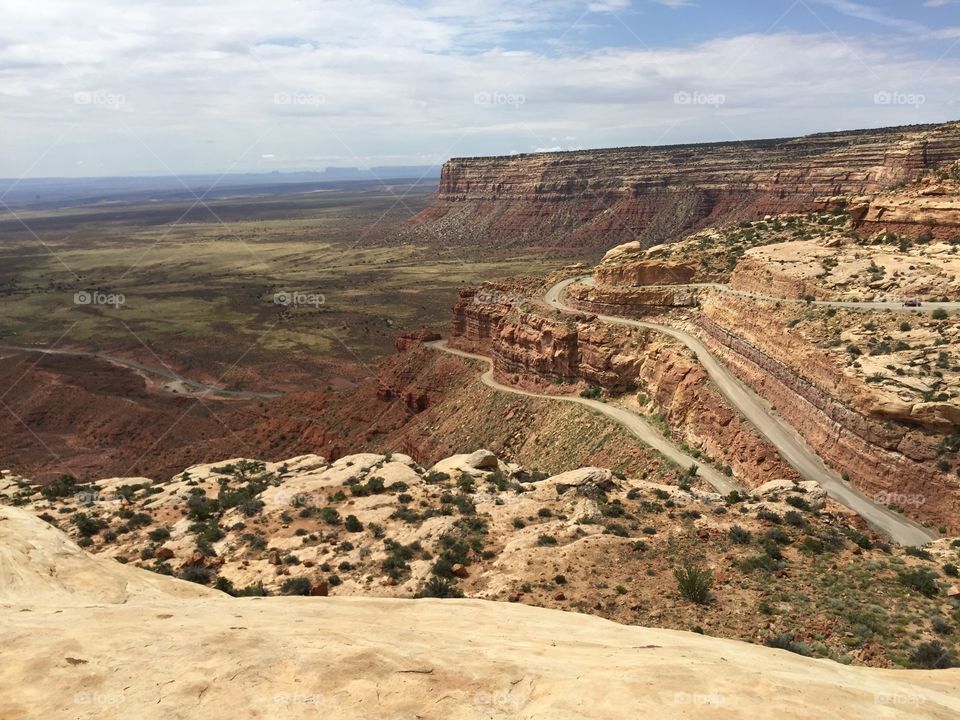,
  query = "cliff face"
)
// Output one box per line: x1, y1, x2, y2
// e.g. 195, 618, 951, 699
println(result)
699, 294, 959, 529
450, 285, 801, 486
412, 122, 960, 249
